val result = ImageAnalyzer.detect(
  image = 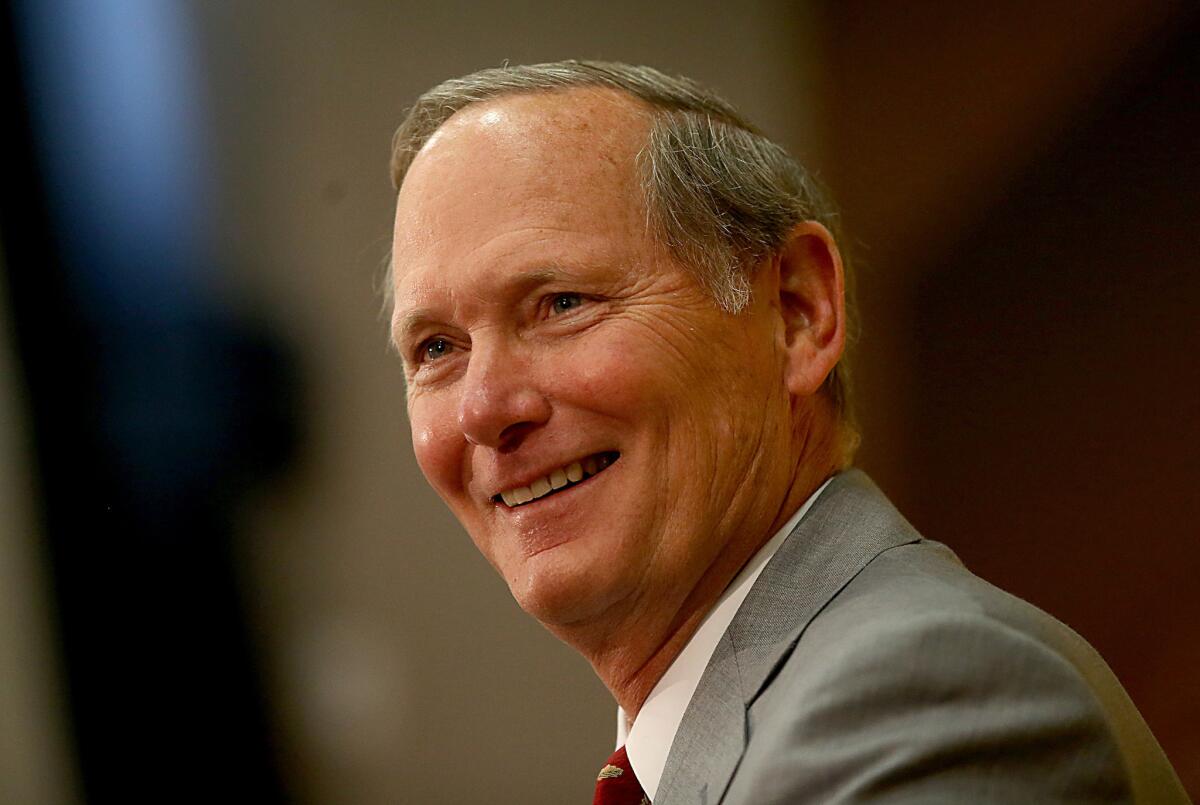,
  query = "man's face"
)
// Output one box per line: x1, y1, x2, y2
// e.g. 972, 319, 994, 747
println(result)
391, 91, 796, 628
